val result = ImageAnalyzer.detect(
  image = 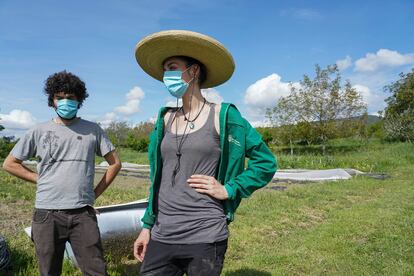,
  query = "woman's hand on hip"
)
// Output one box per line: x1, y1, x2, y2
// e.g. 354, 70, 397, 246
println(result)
187, 174, 228, 200
133, 228, 151, 262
